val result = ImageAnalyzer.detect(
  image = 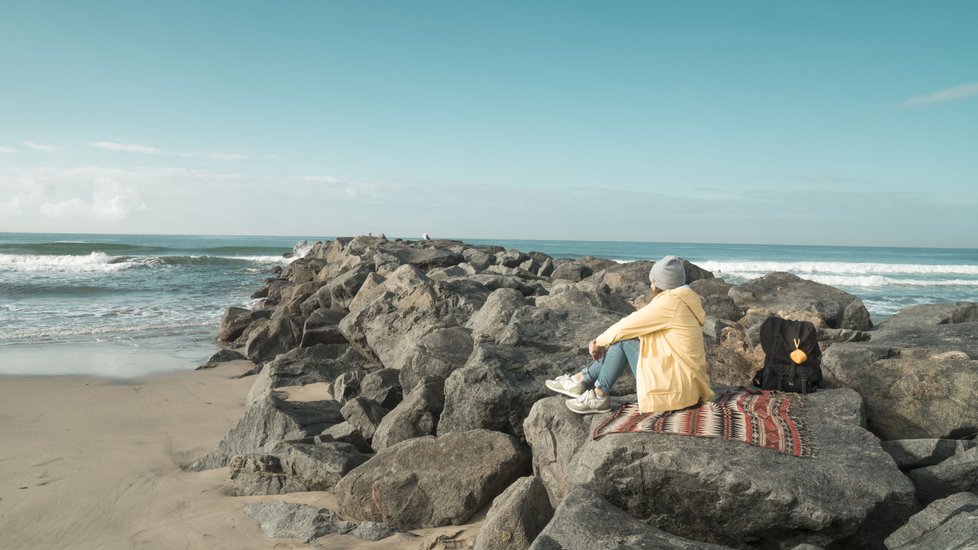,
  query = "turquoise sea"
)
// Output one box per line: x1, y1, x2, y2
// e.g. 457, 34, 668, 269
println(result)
2, 233, 977, 376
